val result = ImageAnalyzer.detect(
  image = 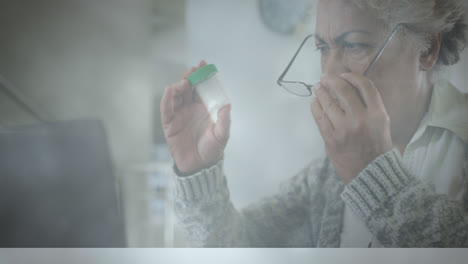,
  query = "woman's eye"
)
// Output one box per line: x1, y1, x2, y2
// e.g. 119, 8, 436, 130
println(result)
344, 43, 370, 53
315, 45, 329, 53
